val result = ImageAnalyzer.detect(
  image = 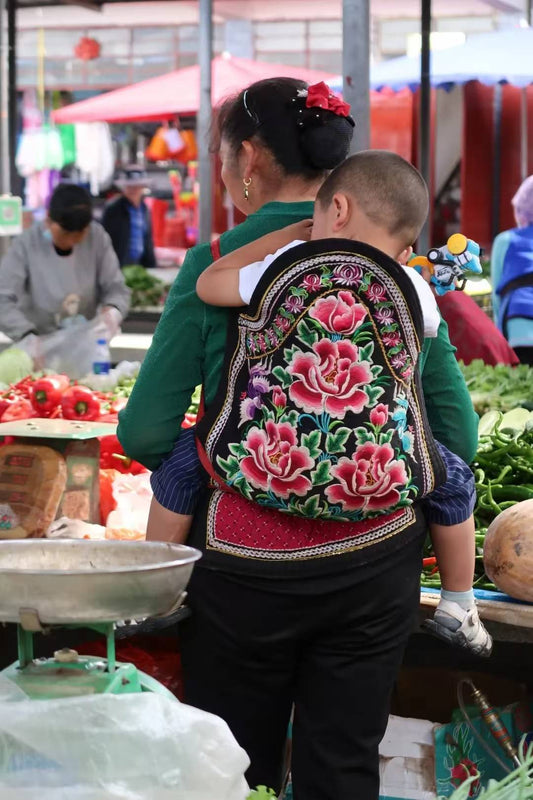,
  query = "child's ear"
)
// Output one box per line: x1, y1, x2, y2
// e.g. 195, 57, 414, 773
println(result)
397, 245, 413, 265
331, 193, 351, 233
